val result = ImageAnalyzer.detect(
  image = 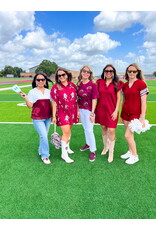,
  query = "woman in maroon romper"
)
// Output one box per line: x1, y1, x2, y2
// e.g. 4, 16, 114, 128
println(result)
120, 63, 149, 165
50, 68, 79, 163
95, 64, 124, 163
